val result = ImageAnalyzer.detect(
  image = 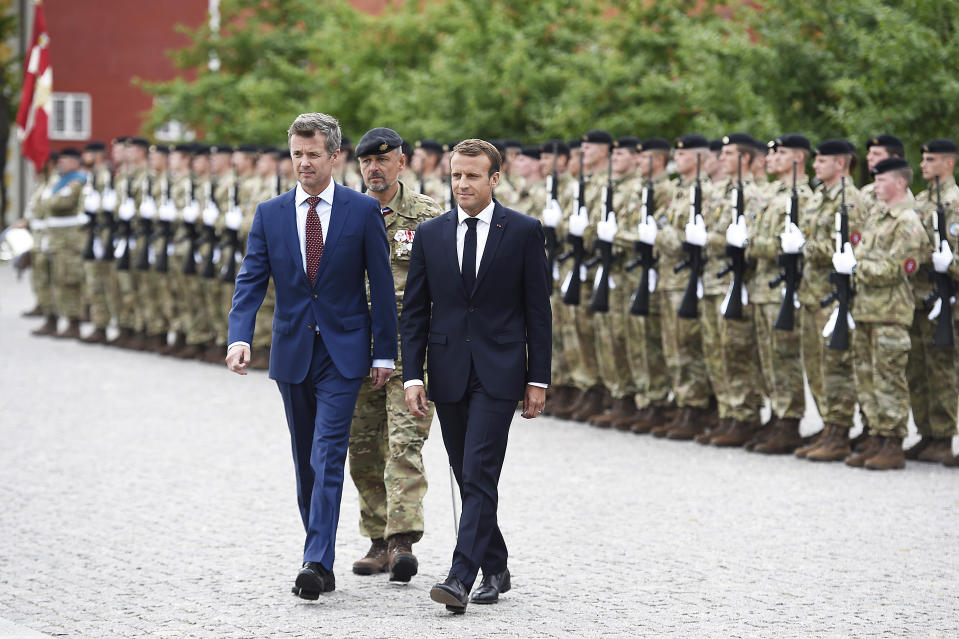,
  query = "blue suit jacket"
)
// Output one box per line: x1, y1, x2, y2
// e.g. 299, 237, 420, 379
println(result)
400, 201, 552, 403
228, 184, 397, 383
